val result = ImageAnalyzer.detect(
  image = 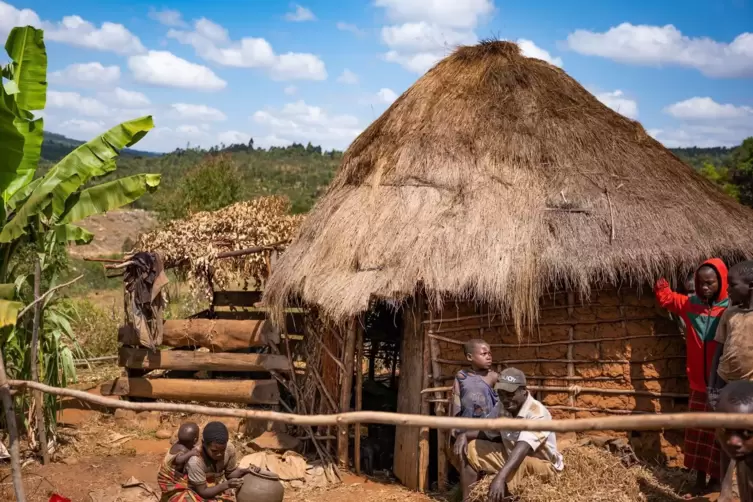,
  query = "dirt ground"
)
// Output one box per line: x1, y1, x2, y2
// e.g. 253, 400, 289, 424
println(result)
0, 383, 728, 502
68, 209, 157, 258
